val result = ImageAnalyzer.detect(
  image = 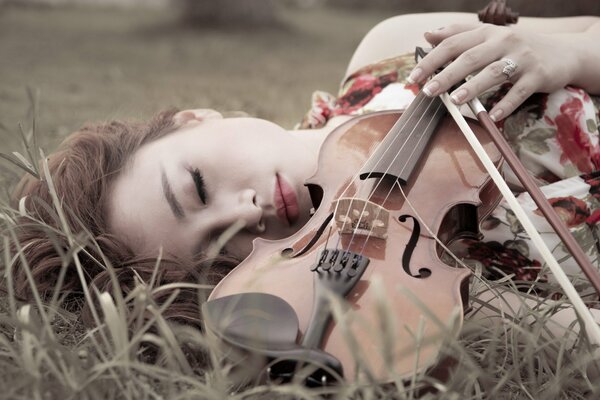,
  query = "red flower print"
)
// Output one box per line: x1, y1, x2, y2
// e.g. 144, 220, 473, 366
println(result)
566, 86, 587, 98
586, 209, 600, 225
482, 83, 511, 110
404, 82, 420, 96
337, 71, 398, 113
534, 196, 590, 227
465, 240, 543, 282
554, 96, 596, 173
592, 153, 600, 172
582, 171, 600, 201
544, 115, 556, 127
